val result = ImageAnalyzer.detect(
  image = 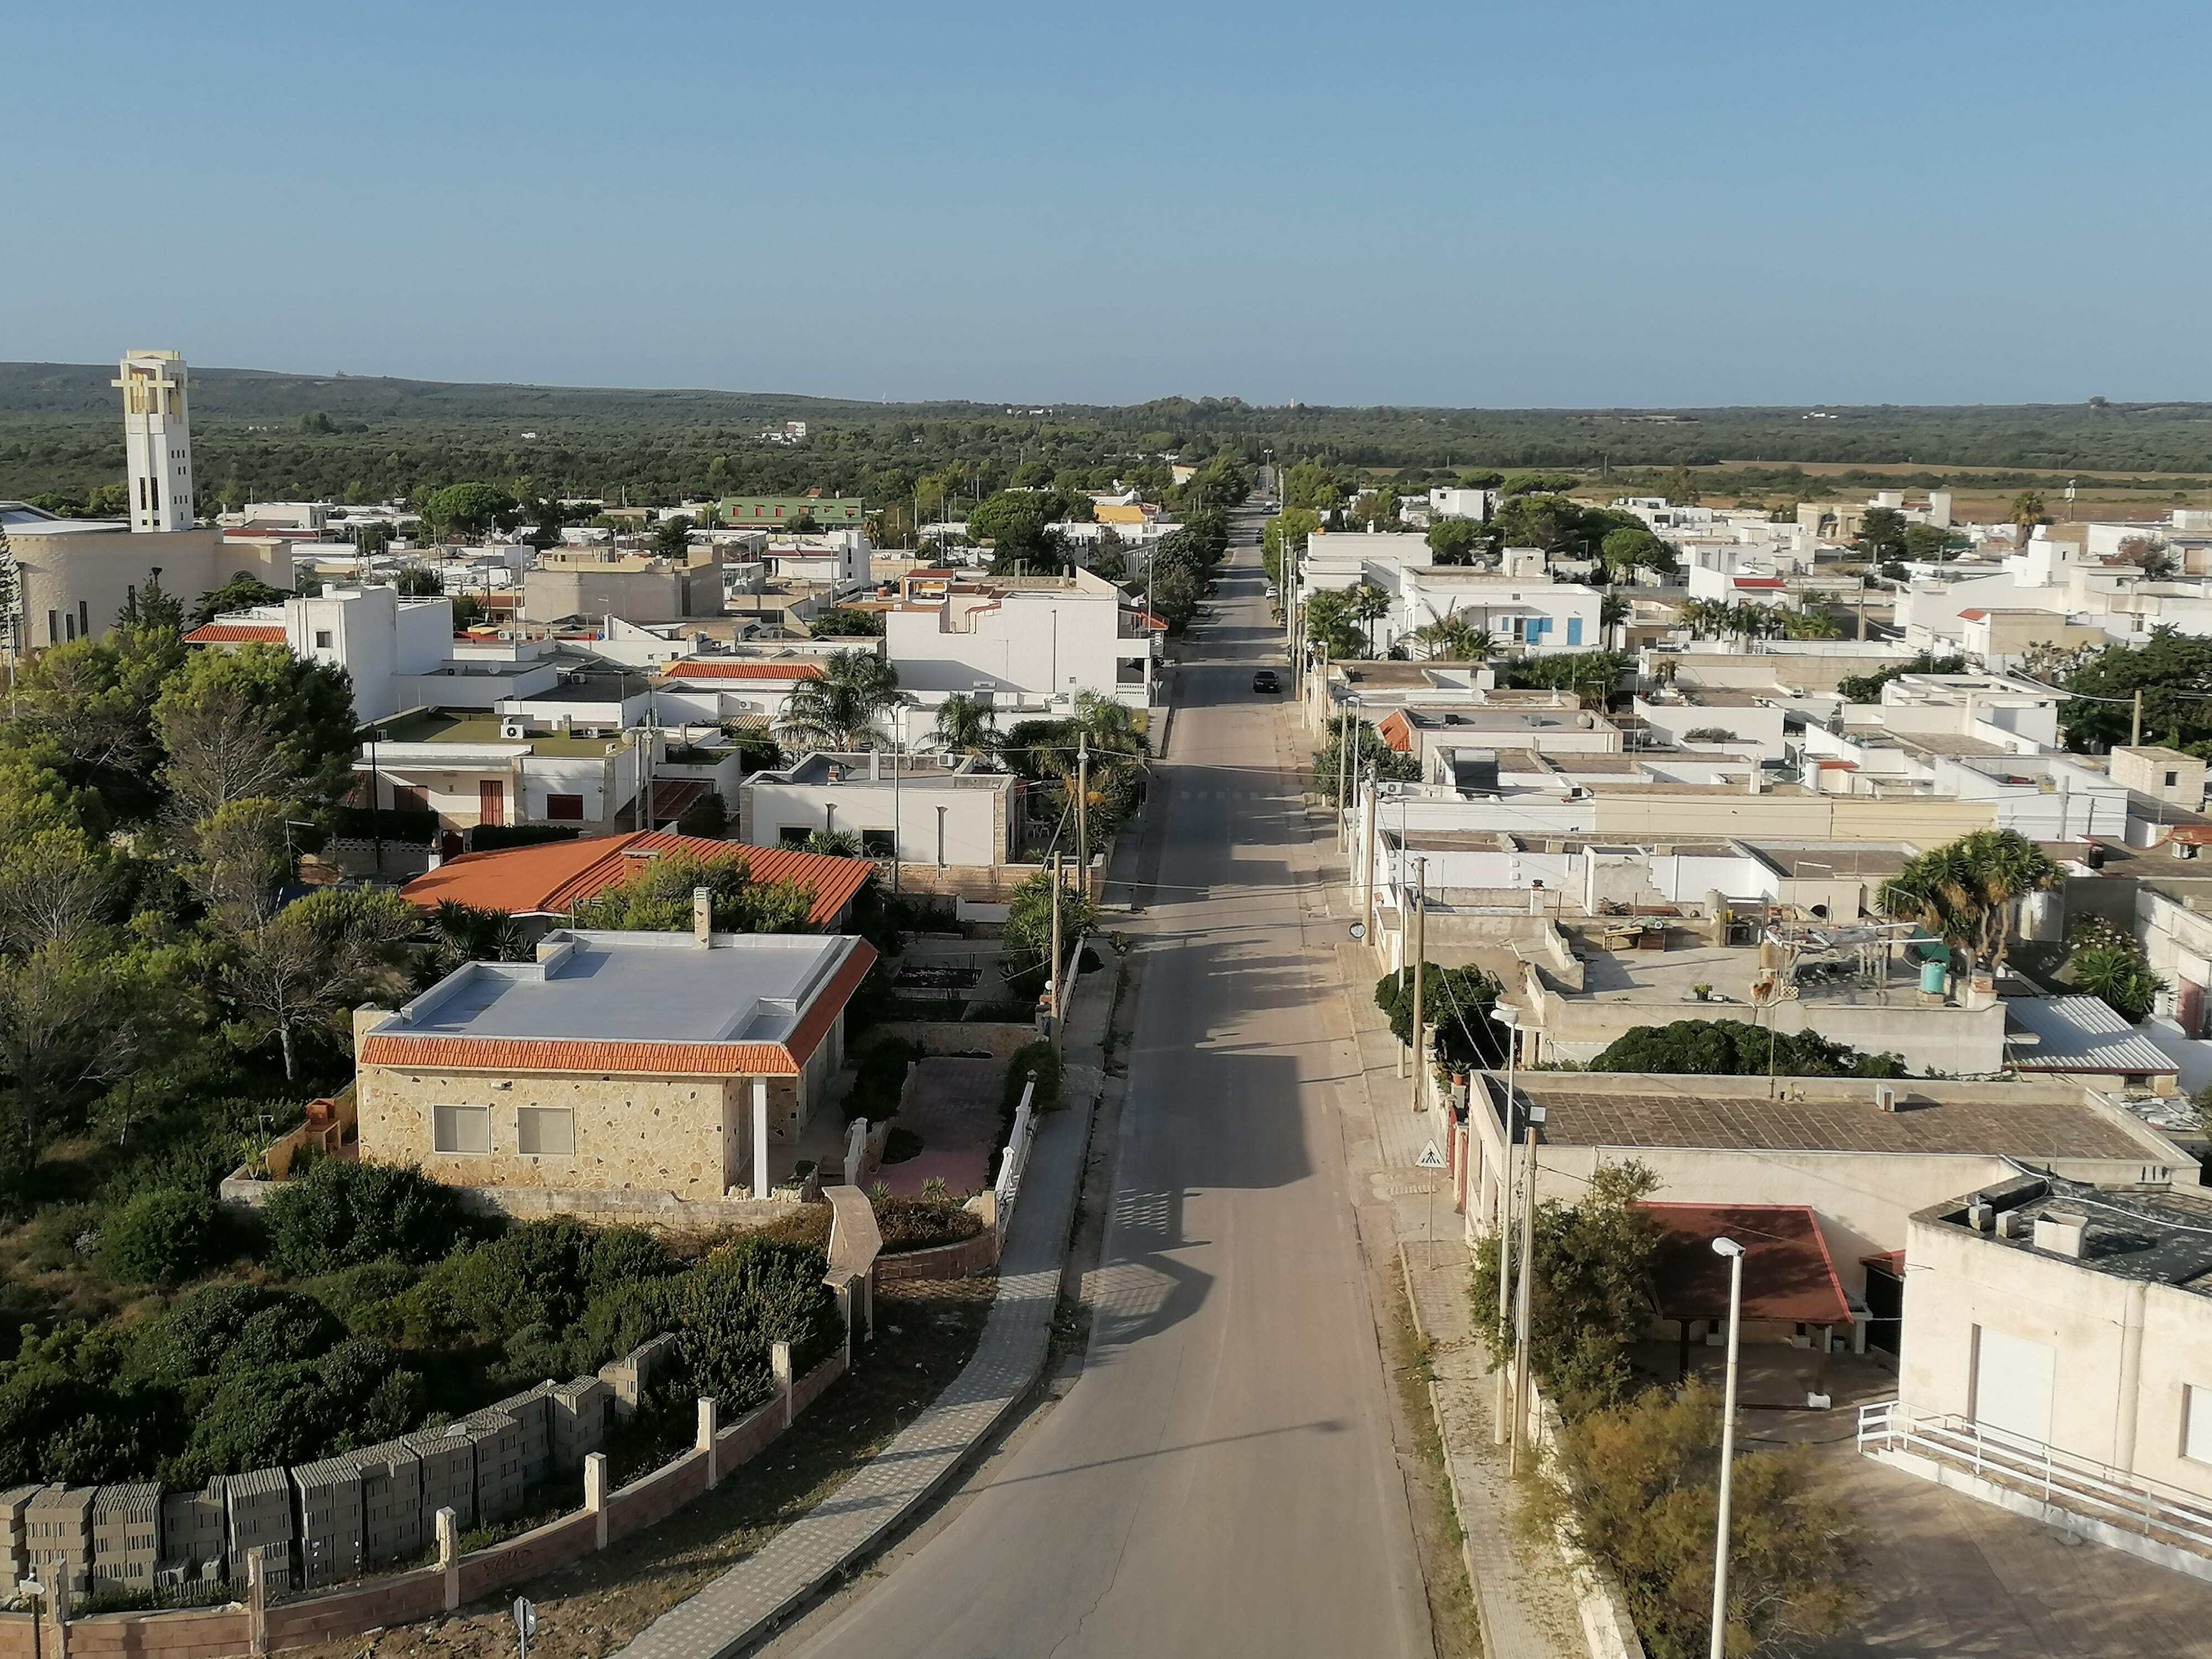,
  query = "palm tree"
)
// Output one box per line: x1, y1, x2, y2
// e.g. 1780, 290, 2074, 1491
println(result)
2011, 491, 2048, 550
1413, 612, 1491, 662
1884, 828, 2058, 987
931, 692, 1000, 765
1679, 598, 1729, 640
1599, 593, 1630, 649
1348, 582, 1392, 658
775, 649, 905, 752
